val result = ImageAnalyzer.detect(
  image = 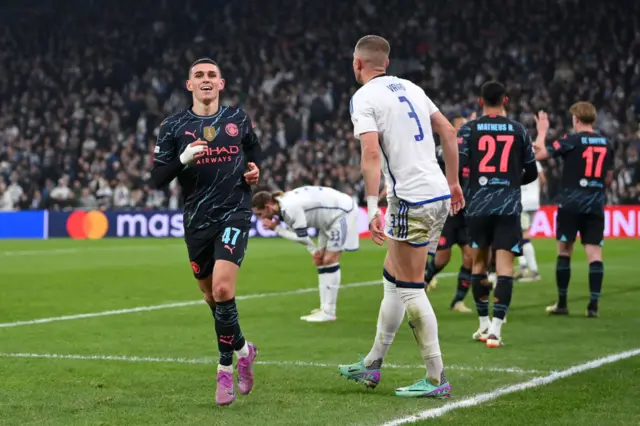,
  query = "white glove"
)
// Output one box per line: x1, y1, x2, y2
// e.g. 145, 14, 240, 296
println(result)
180, 141, 207, 165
